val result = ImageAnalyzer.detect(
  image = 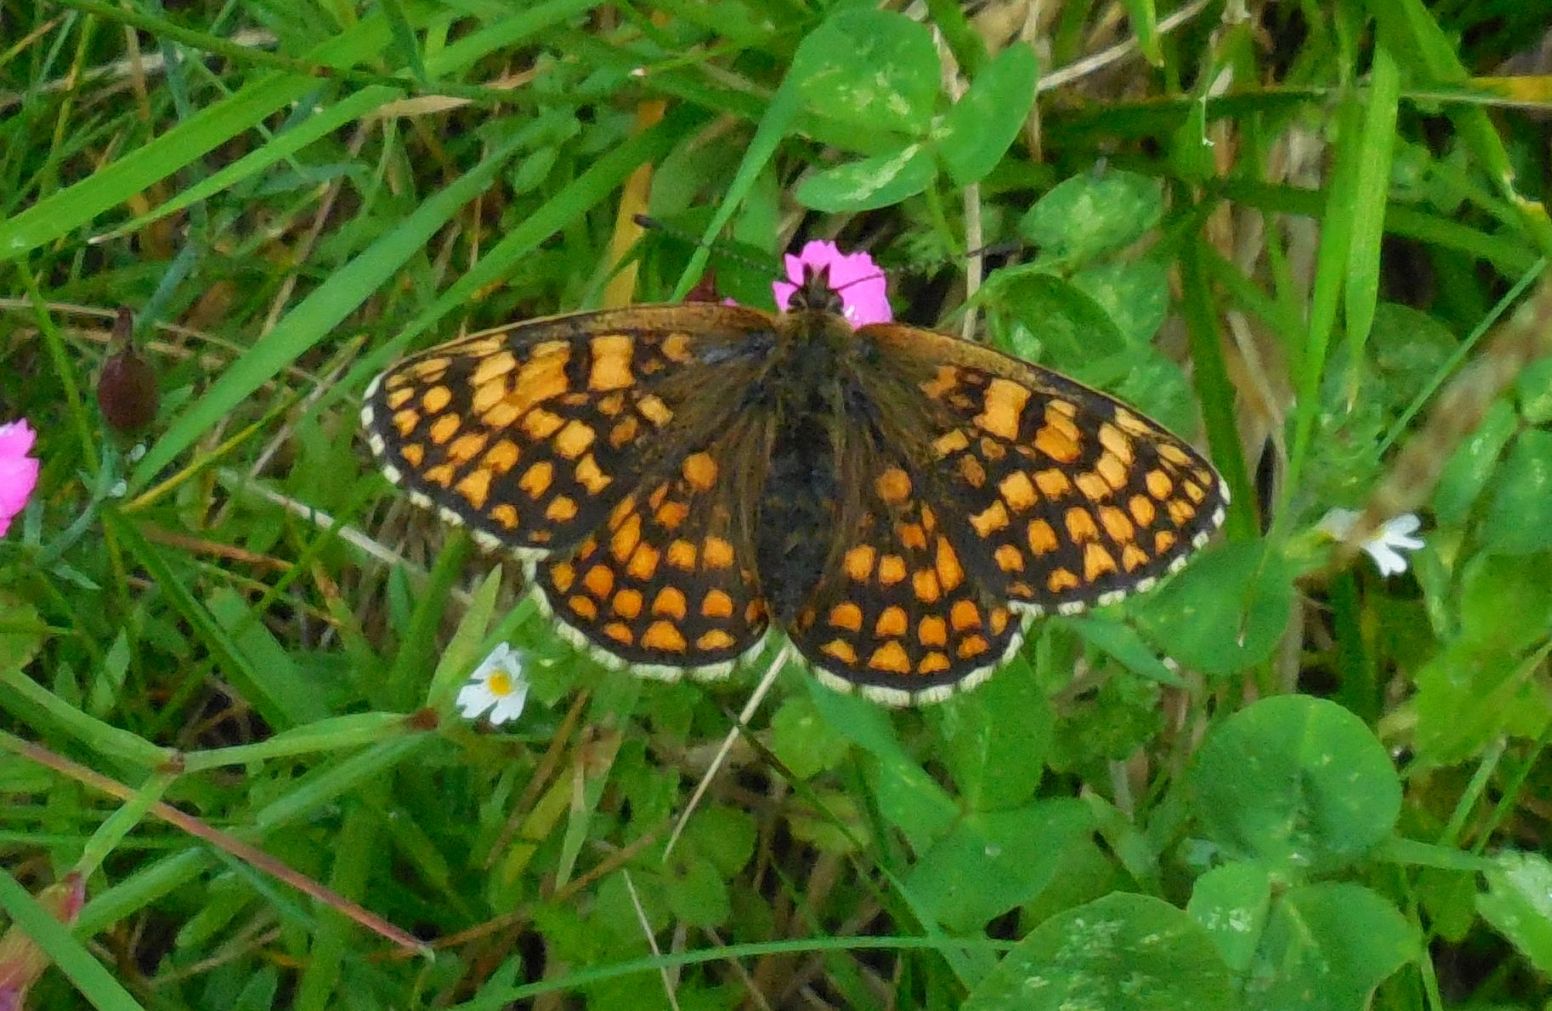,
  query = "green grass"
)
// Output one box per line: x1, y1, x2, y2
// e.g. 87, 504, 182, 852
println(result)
3, 1, 1552, 1008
